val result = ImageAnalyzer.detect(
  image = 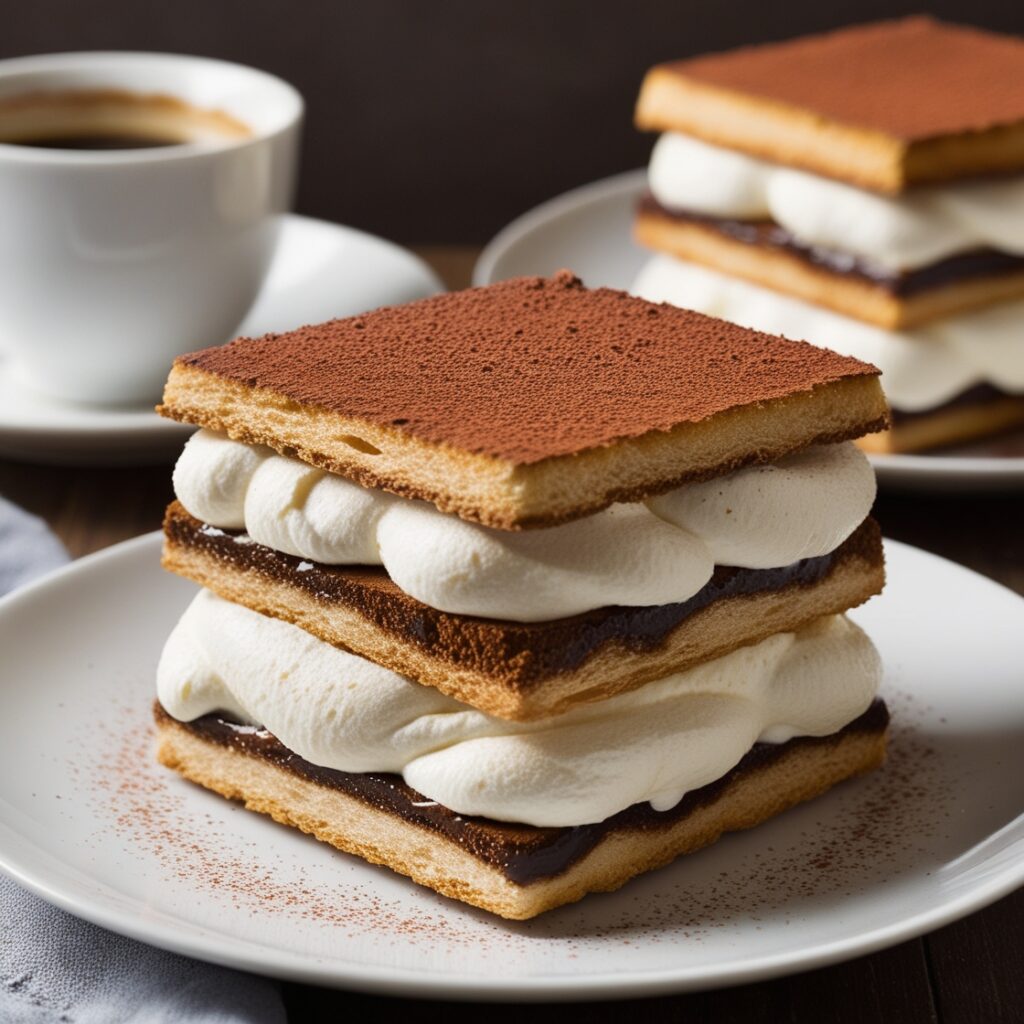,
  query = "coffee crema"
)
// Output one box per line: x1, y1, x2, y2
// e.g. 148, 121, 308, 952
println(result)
0, 88, 251, 149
